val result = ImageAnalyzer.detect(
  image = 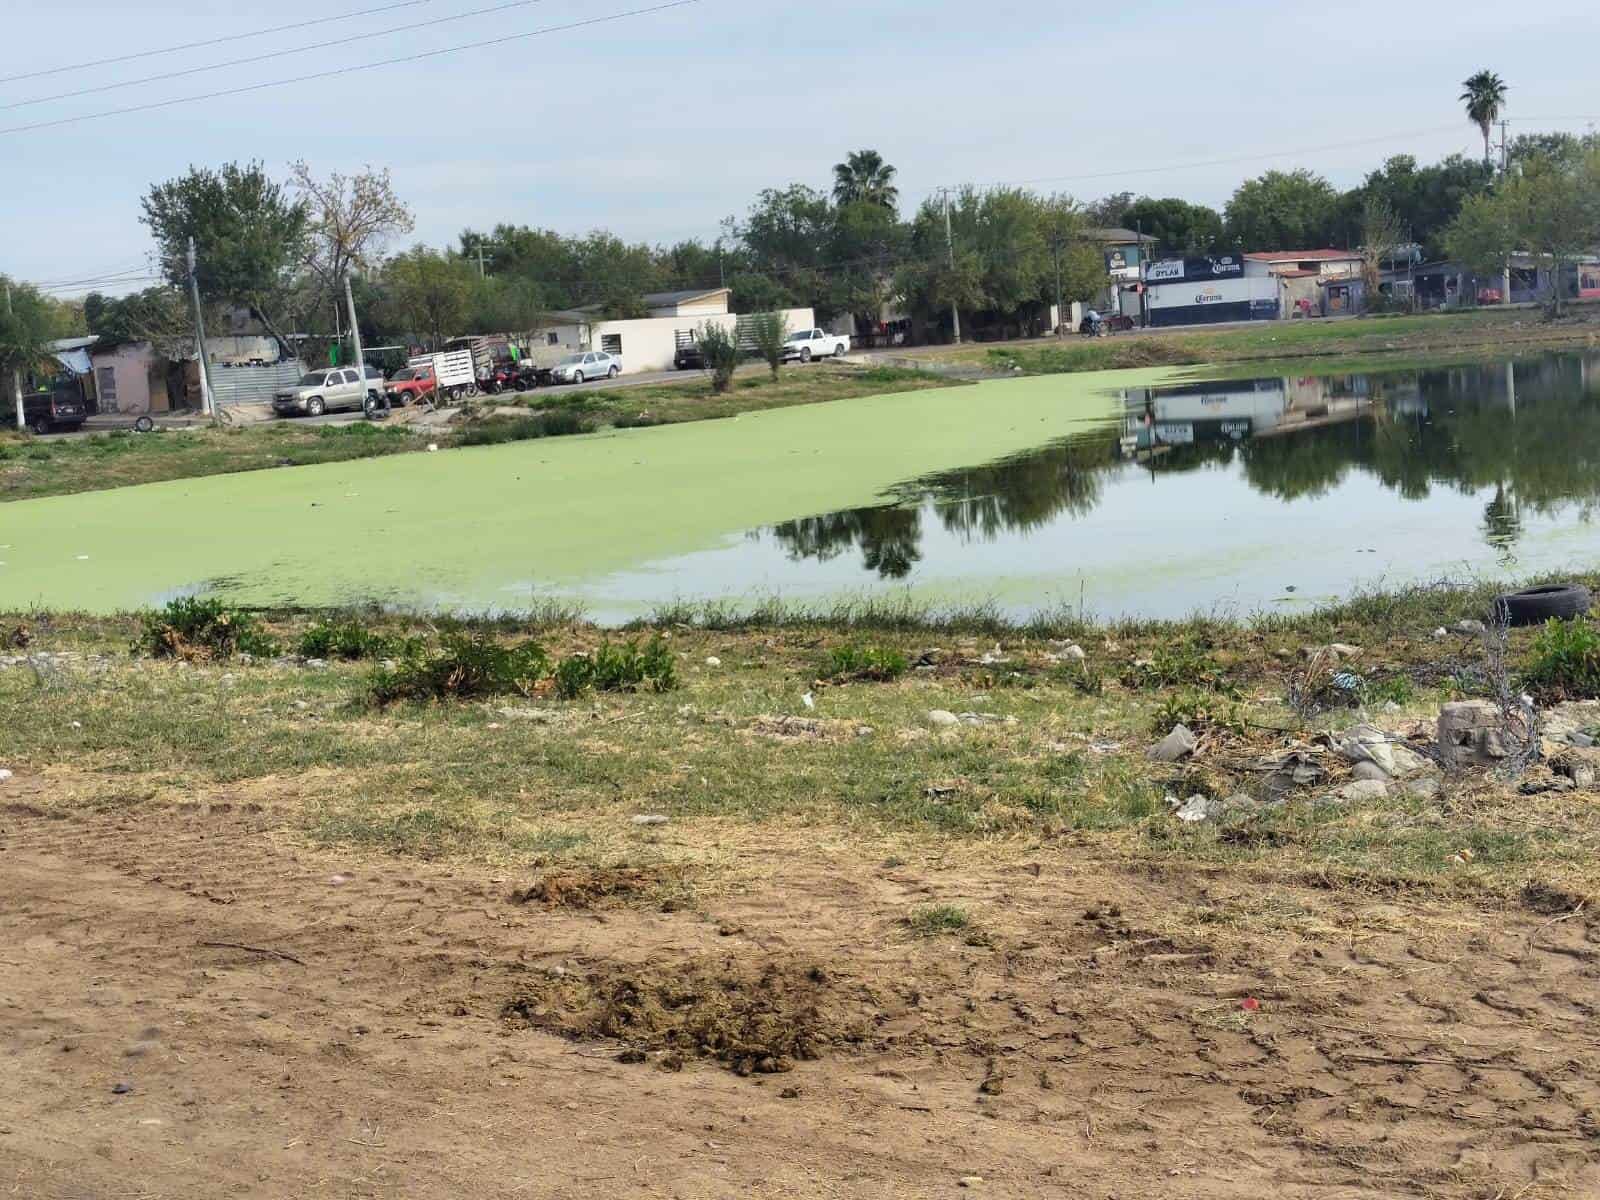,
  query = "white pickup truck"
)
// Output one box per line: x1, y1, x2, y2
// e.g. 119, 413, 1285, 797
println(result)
781, 328, 850, 363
